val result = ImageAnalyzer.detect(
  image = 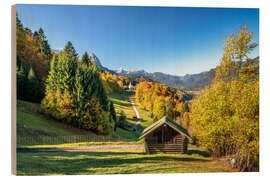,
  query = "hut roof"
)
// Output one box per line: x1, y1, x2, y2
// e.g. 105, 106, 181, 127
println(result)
139, 116, 192, 140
